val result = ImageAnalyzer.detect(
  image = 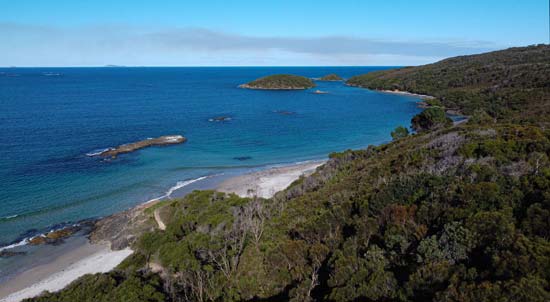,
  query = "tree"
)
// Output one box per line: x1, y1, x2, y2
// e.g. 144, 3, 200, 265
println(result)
468, 109, 495, 125
411, 107, 453, 132
391, 126, 410, 140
